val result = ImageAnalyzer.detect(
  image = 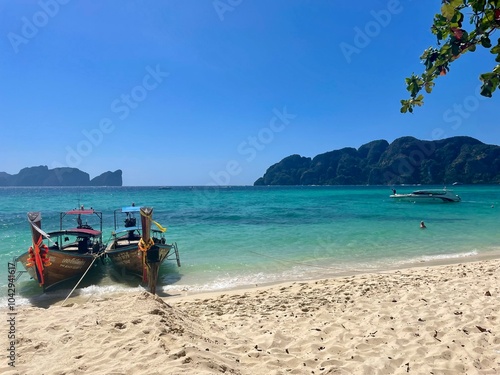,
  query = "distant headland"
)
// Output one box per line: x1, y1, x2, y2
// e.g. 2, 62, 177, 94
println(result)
0, 166, 122, 186
254, 136, 500, 186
